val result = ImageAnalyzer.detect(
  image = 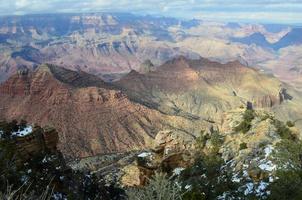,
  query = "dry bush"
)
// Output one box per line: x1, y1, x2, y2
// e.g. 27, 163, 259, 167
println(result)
0, 183, 53, 200
126, 172, 183, 200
